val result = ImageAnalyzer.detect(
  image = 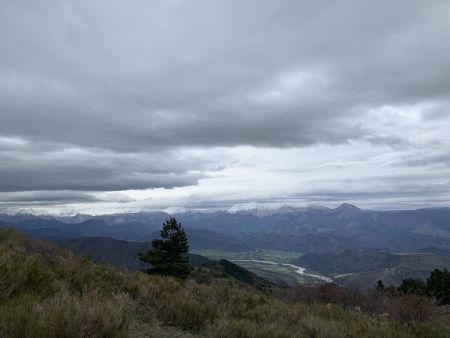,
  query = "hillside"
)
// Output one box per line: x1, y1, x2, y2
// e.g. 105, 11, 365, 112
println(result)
192, 259, 276, 290
57, 236, 273, 289
3, 206, 450, 289
293, 249, 450, 287
1, 226, 450, 337
57, 237, 210, 270
3, 205, 450, 254
293, 249, 401, 275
